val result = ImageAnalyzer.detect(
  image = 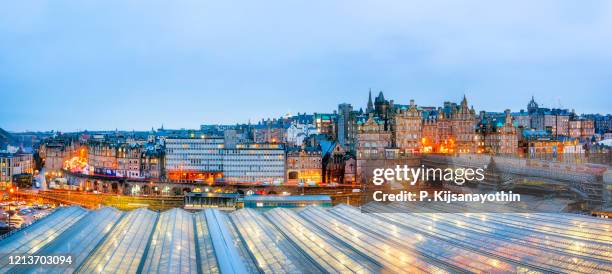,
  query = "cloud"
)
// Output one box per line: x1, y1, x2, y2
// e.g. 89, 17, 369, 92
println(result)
0, 1, 611, 131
